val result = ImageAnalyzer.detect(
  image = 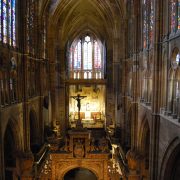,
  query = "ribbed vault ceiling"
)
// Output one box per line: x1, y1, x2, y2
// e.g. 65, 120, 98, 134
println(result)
41, 0, 124, 46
